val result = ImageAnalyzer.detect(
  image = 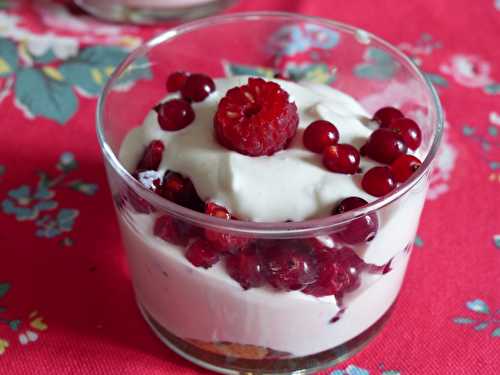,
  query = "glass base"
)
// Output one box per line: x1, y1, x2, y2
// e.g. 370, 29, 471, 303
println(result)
137, 301, 395, 374
74, 0, 236, 24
